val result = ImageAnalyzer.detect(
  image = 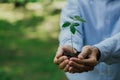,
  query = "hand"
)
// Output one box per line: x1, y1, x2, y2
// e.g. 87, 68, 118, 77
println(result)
53, 45, 76, 72
68, 45, 100, 73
